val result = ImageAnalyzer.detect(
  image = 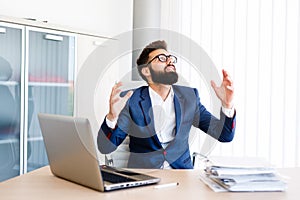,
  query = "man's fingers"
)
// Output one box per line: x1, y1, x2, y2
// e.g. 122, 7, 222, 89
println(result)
222, 69, 227, 77
111, 82, 123, 93
226, 85, 234, 91
111, 90, 133, 105
110, 89, 121, 104
110, 97, 120, 104
112, 88, 122, 97
123, 90, 133, 100
211, 80, 217, 89
115, 81, 123, 87
224, 76, 233, 86
111, 82, 123, 97
222, 69, 233, 86
111, 82, 121, 92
